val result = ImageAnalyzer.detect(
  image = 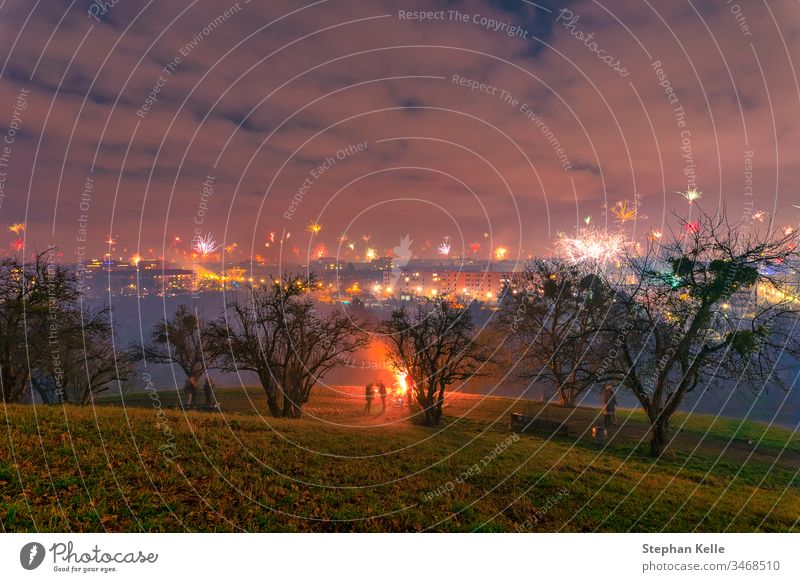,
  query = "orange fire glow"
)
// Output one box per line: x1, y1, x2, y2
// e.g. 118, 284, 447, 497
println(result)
394, 369, 409, 396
